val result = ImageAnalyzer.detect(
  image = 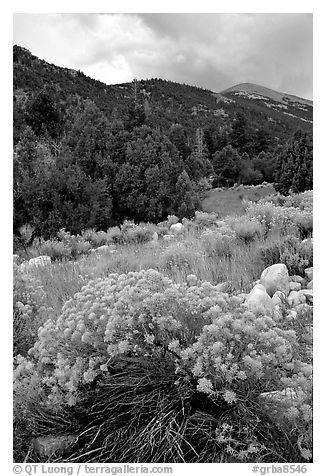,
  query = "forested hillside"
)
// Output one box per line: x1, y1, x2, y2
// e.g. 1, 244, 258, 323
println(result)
13, 45, 313, 240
